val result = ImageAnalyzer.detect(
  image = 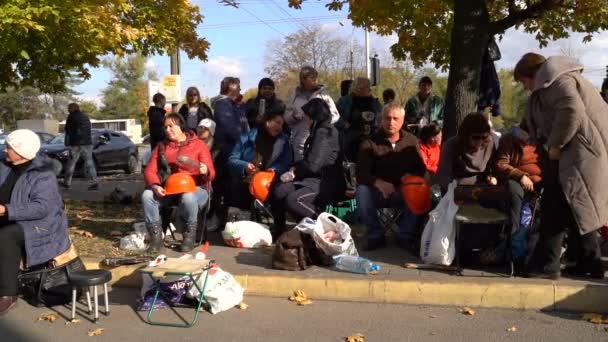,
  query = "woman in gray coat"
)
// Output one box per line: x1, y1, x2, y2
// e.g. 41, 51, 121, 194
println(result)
514, 53, 608, 279
0, 129, 71, 315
